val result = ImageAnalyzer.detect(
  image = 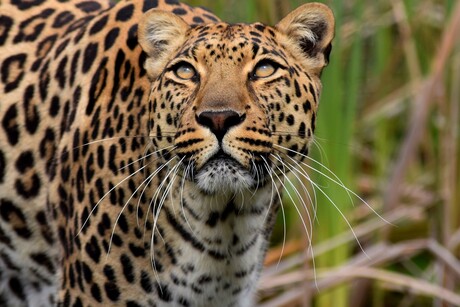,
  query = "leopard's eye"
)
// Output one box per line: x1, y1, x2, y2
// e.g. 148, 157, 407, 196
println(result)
252, 61, 277, 78
174, 62, 196, 80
